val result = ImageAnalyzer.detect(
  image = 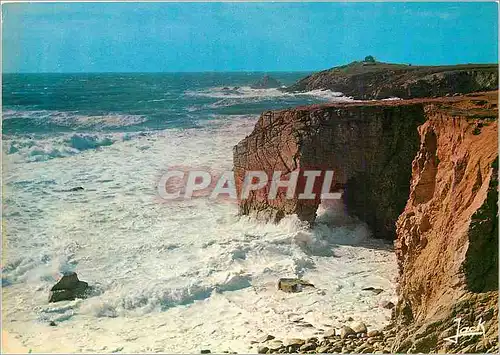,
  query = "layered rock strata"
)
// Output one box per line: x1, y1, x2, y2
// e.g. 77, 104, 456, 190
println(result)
391, 93, 498, 352
234, 99, 426, 239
